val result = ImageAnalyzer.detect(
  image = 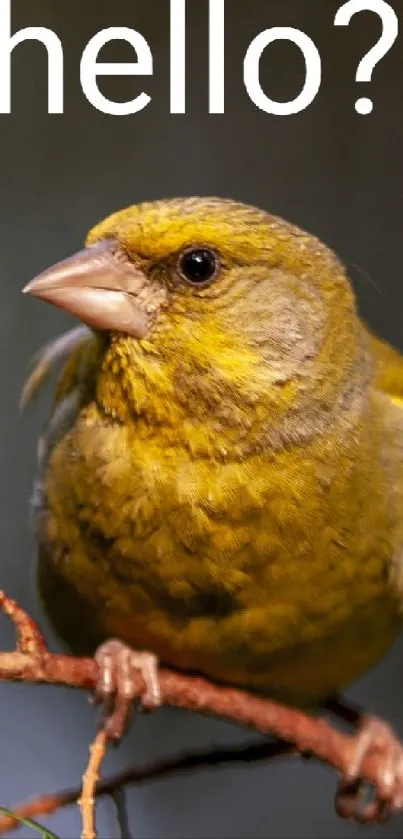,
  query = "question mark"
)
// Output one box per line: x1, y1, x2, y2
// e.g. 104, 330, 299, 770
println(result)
334, 0, 398, 114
